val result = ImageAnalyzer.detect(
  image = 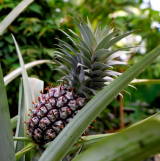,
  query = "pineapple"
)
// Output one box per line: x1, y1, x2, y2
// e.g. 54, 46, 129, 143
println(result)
26, 16, 135, 145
